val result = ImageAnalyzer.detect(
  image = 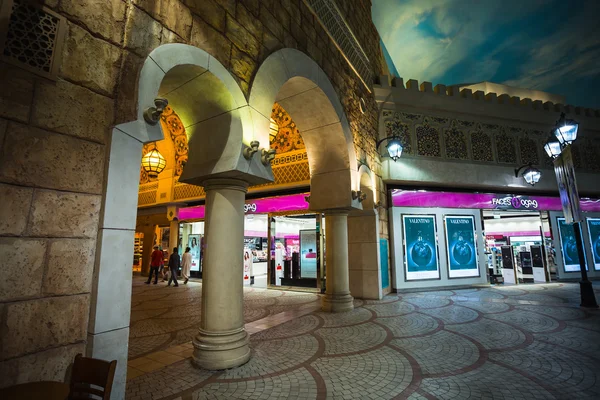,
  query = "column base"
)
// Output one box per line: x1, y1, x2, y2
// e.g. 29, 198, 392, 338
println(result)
321, 292, 354, 313
192, 327, 251, 370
